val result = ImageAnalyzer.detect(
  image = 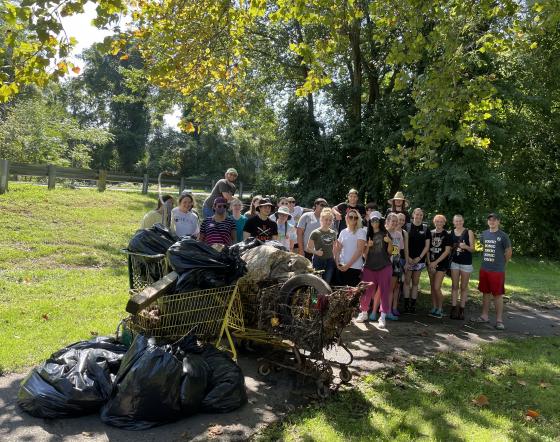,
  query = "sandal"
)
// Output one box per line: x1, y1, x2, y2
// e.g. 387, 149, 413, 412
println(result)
470, 316, 489, 323
495, 322, 505, 330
